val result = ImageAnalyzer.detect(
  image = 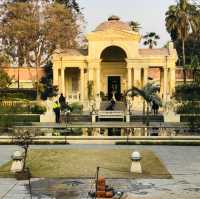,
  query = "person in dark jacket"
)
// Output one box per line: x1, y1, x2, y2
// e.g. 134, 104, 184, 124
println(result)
59, 93, 66, 111
152, 101, 159, 115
